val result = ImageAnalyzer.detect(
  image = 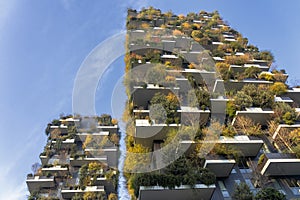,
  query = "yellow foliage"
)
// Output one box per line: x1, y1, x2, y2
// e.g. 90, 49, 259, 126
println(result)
124, 143, 151, 172
88, 162, 103, 173
182, 22, 191, 29
141, 23, 150, 29
270, 82, 287, 95
172, 29, 184, 36
166, 92, 179, 104
111, 118, 118, 125
178, 14, 185, 20
108, 193, 118, 200
192, 23, 201, 29
165, 75, 175, 82
188, 63, 195, 69
160, 24, 166, 29
83, 135, 92, 149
